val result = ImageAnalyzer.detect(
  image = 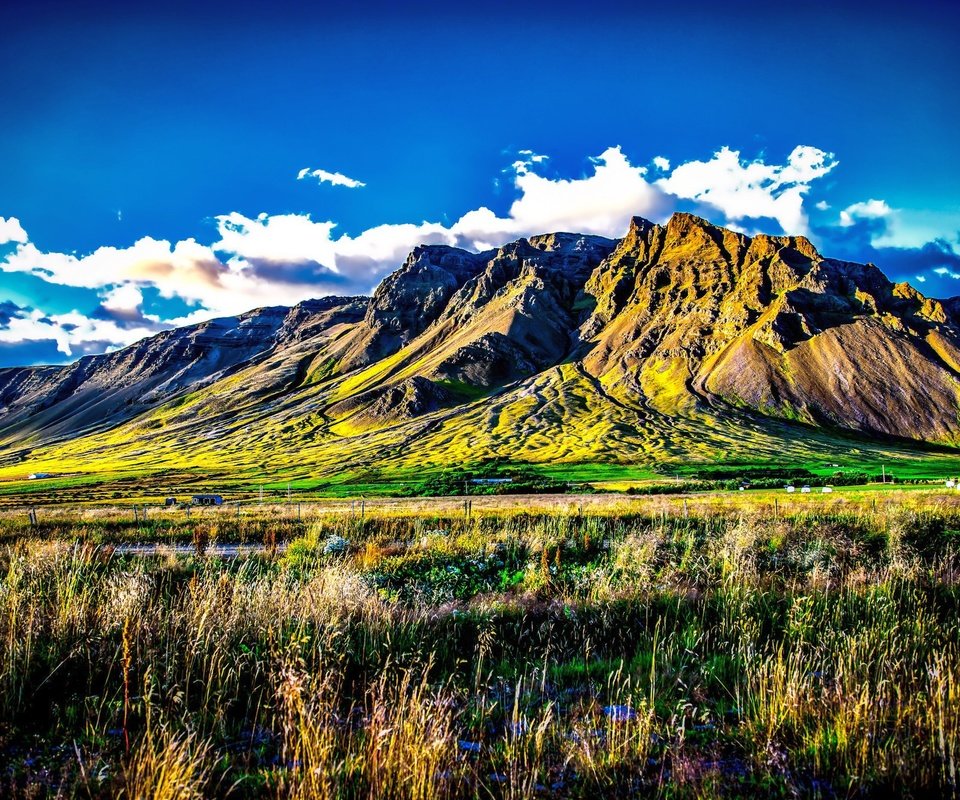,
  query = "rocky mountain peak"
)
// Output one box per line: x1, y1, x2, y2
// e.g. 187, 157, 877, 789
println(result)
5, 213, 960, 469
